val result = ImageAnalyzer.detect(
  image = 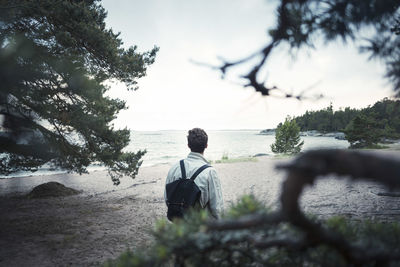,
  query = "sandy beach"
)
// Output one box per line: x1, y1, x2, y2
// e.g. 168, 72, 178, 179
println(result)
1, 155, 400, 266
